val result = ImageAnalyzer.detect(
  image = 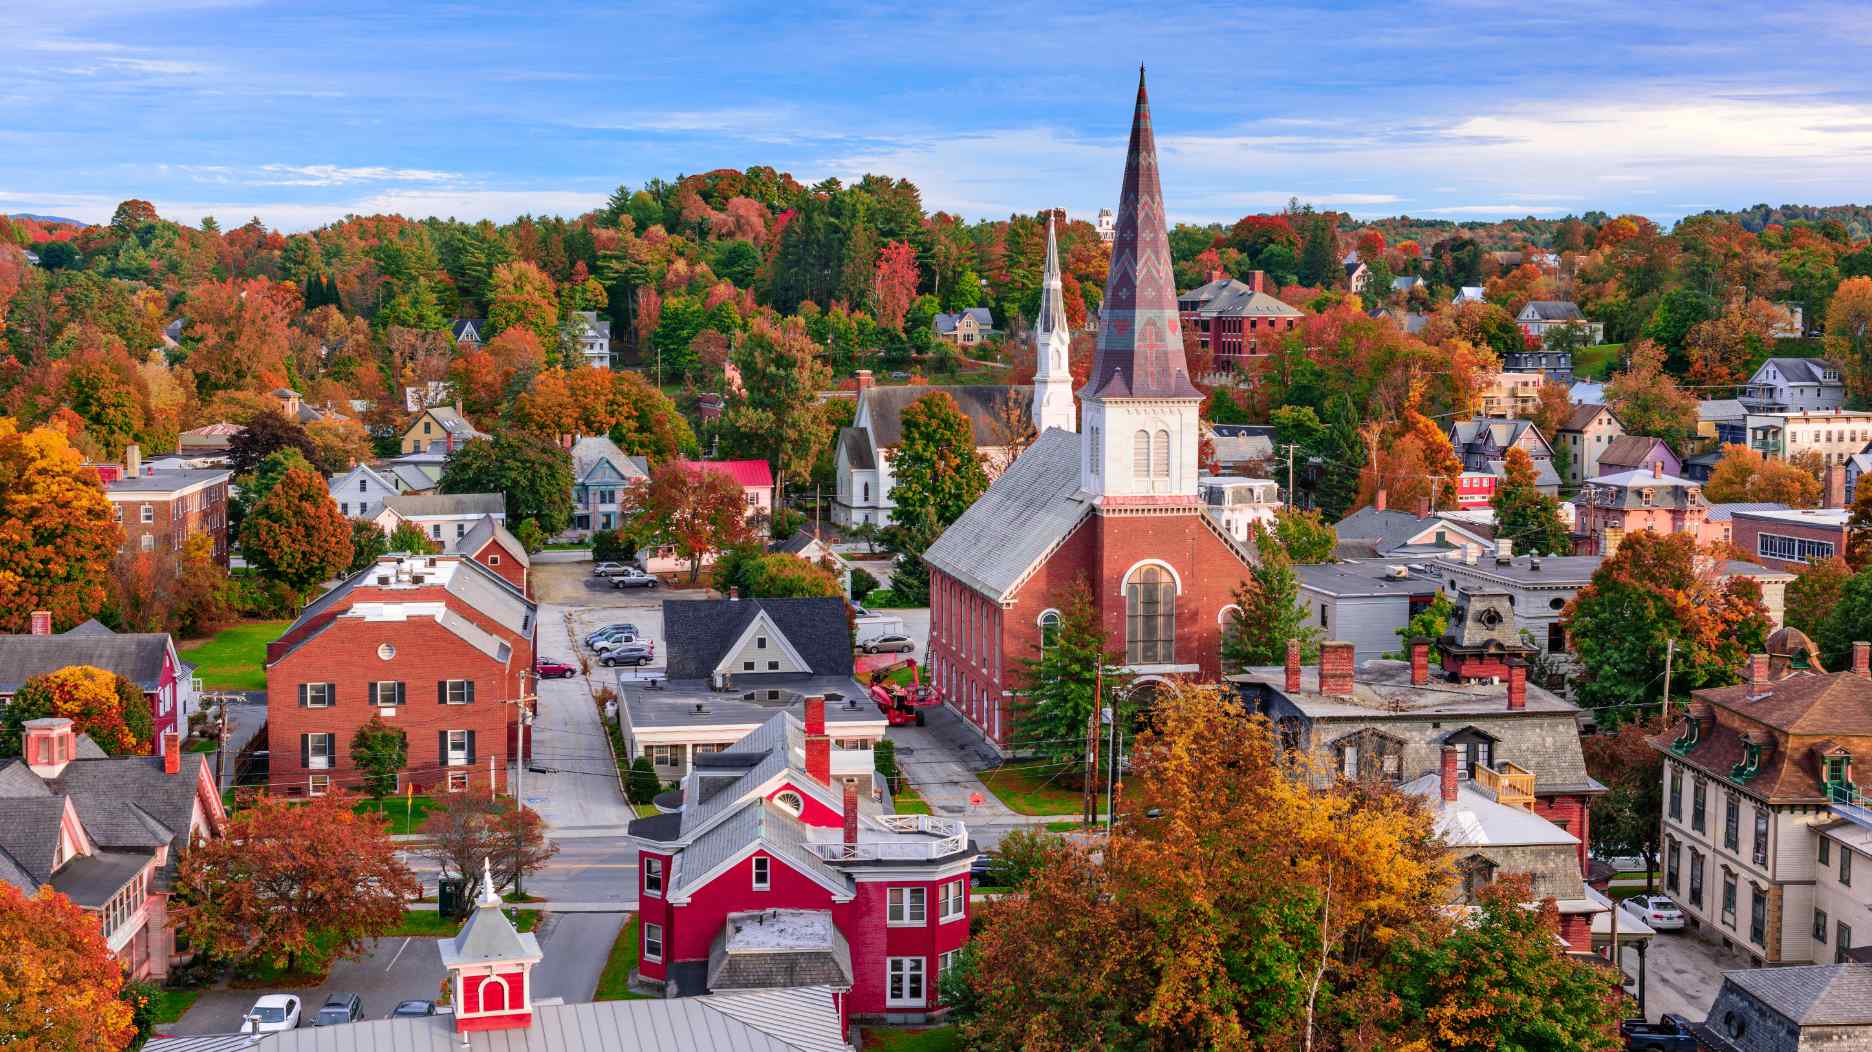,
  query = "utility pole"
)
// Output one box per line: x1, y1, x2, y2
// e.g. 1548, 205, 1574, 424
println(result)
1282, 443, 1298, 506
1085, 666, 1102, 828
215, 696, 228, 790
1661, 638, 1675, 720
1105, 702, 1119, 834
